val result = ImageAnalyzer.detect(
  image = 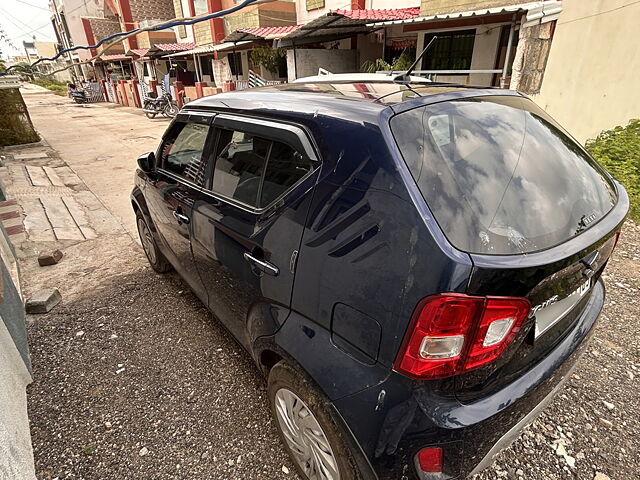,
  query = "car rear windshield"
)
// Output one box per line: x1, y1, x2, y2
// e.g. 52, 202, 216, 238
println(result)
390, 96, 617, 255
